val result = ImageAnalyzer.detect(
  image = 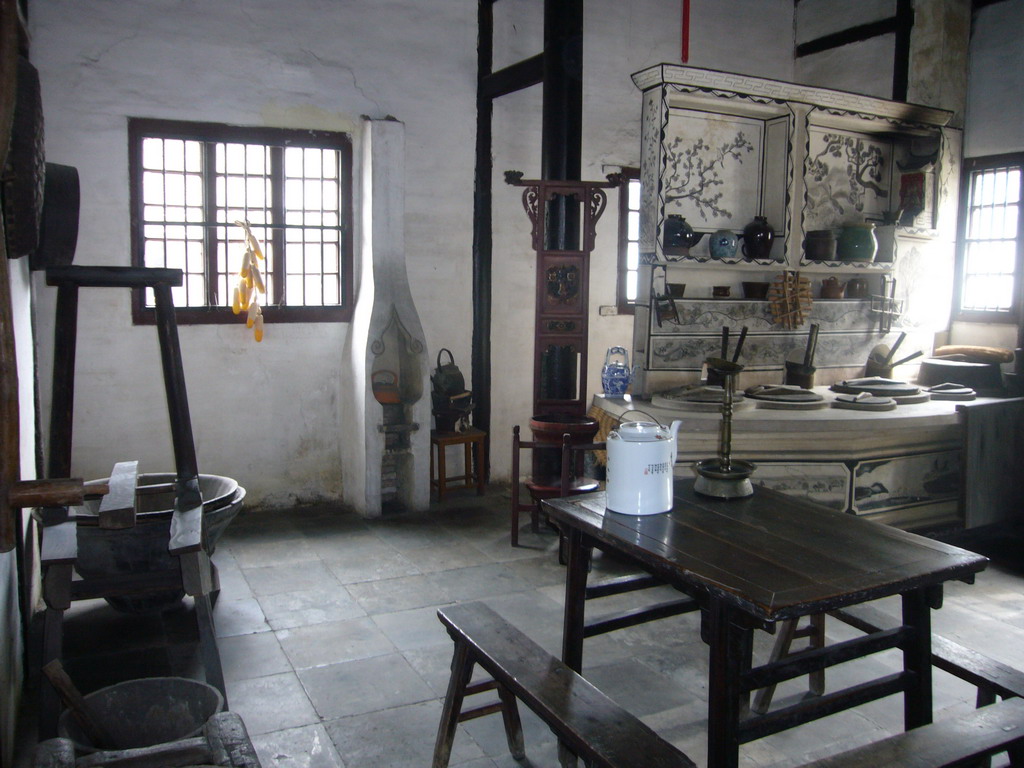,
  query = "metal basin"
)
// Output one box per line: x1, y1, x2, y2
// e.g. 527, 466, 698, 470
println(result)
57, 676, 224, 752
